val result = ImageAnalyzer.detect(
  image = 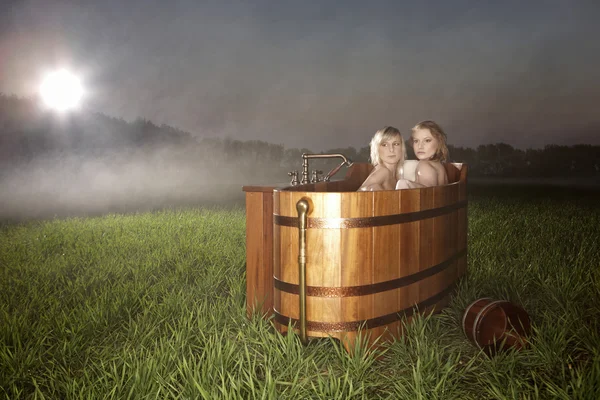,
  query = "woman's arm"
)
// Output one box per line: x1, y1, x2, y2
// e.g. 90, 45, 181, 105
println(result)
401, 160, 419, 181
359, 183, 384, 191
396, 161, 444, 189
395, 179, 425, 189
414, 162, 440, 187
358, 166, 390, 191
